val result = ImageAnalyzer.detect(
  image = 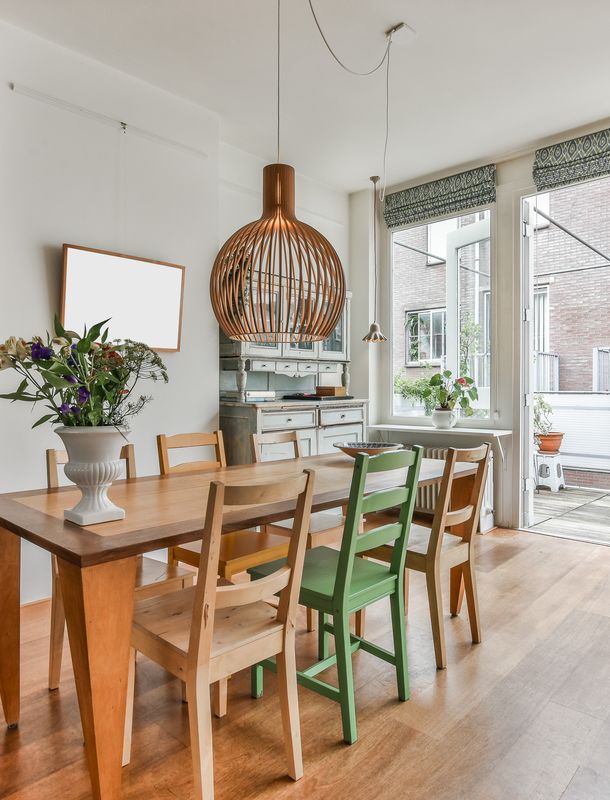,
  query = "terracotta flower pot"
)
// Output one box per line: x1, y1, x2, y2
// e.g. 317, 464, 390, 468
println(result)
536, 432, 564, 453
